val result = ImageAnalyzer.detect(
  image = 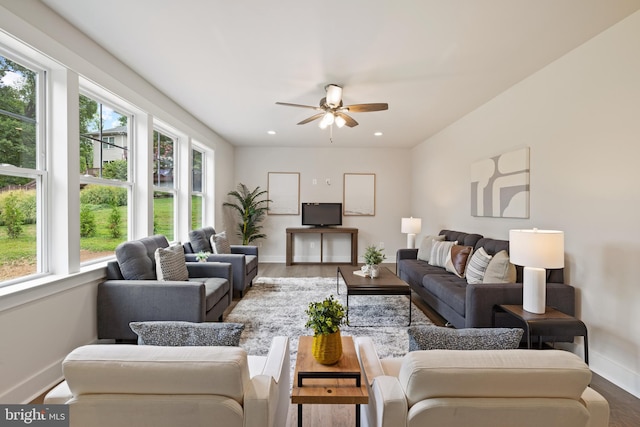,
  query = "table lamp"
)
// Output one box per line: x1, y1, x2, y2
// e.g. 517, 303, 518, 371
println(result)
509, 229, 564, 314
401, 217, 422, 249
